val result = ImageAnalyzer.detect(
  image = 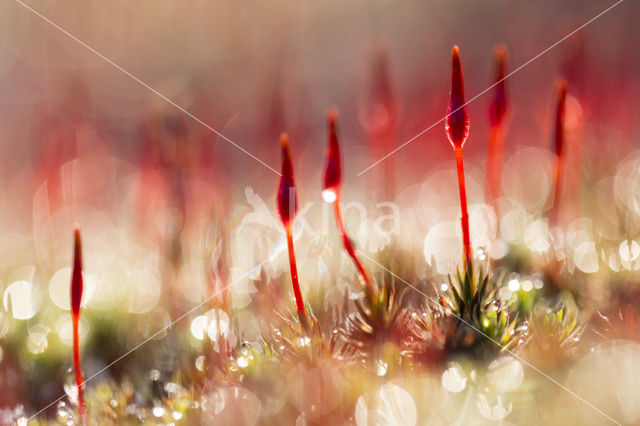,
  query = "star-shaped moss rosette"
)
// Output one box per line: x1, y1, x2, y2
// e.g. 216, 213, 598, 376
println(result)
270, 307, 344, 363
340, 281, 414, 370
525, 293, 583, 365
434, 265, 527, 358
